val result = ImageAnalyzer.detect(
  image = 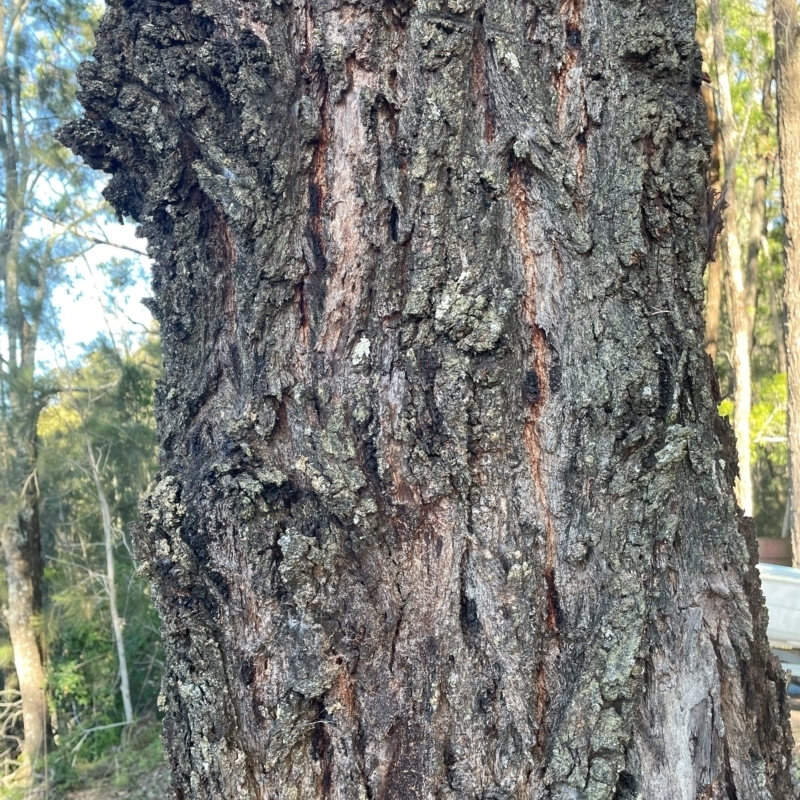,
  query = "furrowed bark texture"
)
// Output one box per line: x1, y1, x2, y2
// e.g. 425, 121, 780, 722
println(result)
63, 0, 795, 797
